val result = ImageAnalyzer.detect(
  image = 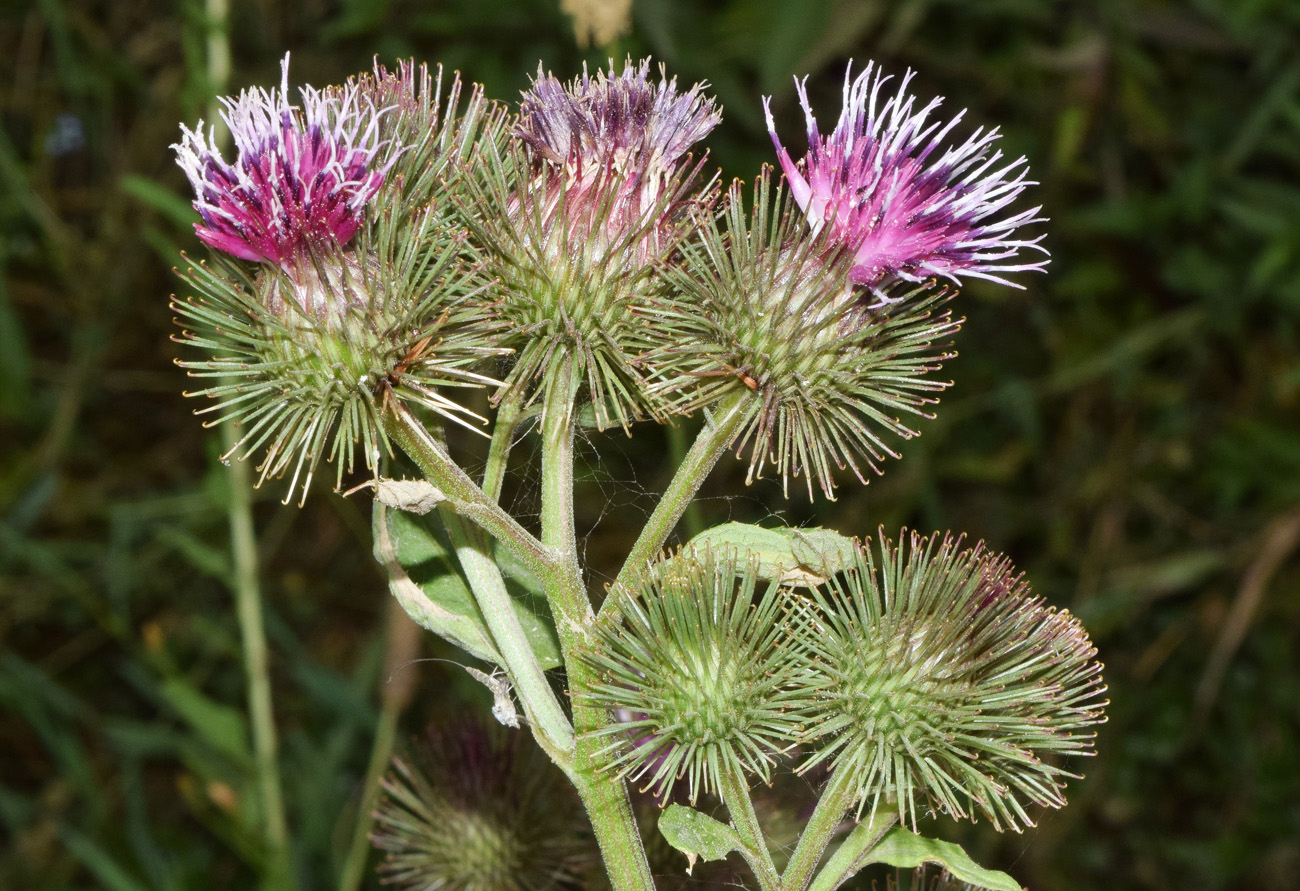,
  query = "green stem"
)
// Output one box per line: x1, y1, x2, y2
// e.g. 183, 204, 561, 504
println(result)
385, 408, 574, 759
780, 771, 856, 891
719, 767, 781, 891
481, 390, 525, 504
386, 405, 554, 582
805, 810, 899, 891
610, 390, 755, 602
537, 361, 656, 891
